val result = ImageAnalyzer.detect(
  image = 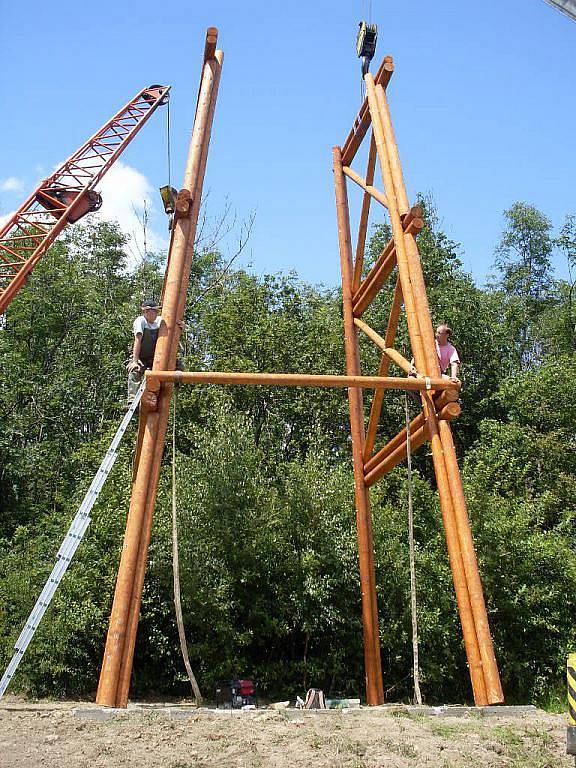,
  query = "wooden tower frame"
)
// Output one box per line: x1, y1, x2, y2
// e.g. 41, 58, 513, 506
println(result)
332, 56, 504, 706
97, 40, 504, 708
